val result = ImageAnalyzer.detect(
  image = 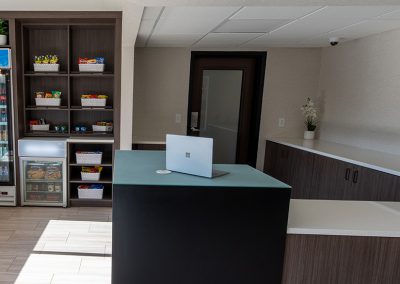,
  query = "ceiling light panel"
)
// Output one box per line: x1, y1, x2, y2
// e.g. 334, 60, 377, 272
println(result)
214, 19, 290, 33
231, 6, 322, 20
194, 33, 264, 48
